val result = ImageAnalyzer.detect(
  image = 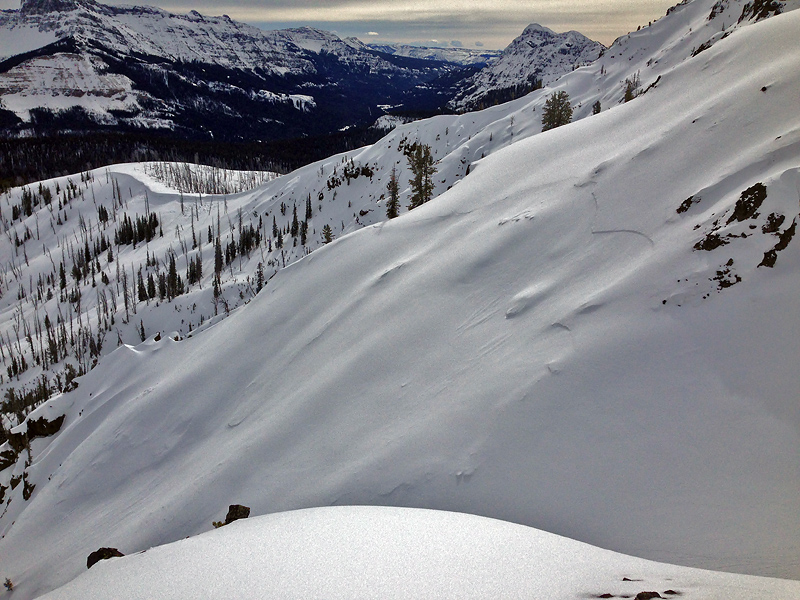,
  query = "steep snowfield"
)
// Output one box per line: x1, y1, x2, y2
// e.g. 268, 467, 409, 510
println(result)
1, 4, 799, 598
39, 507, 800, 600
